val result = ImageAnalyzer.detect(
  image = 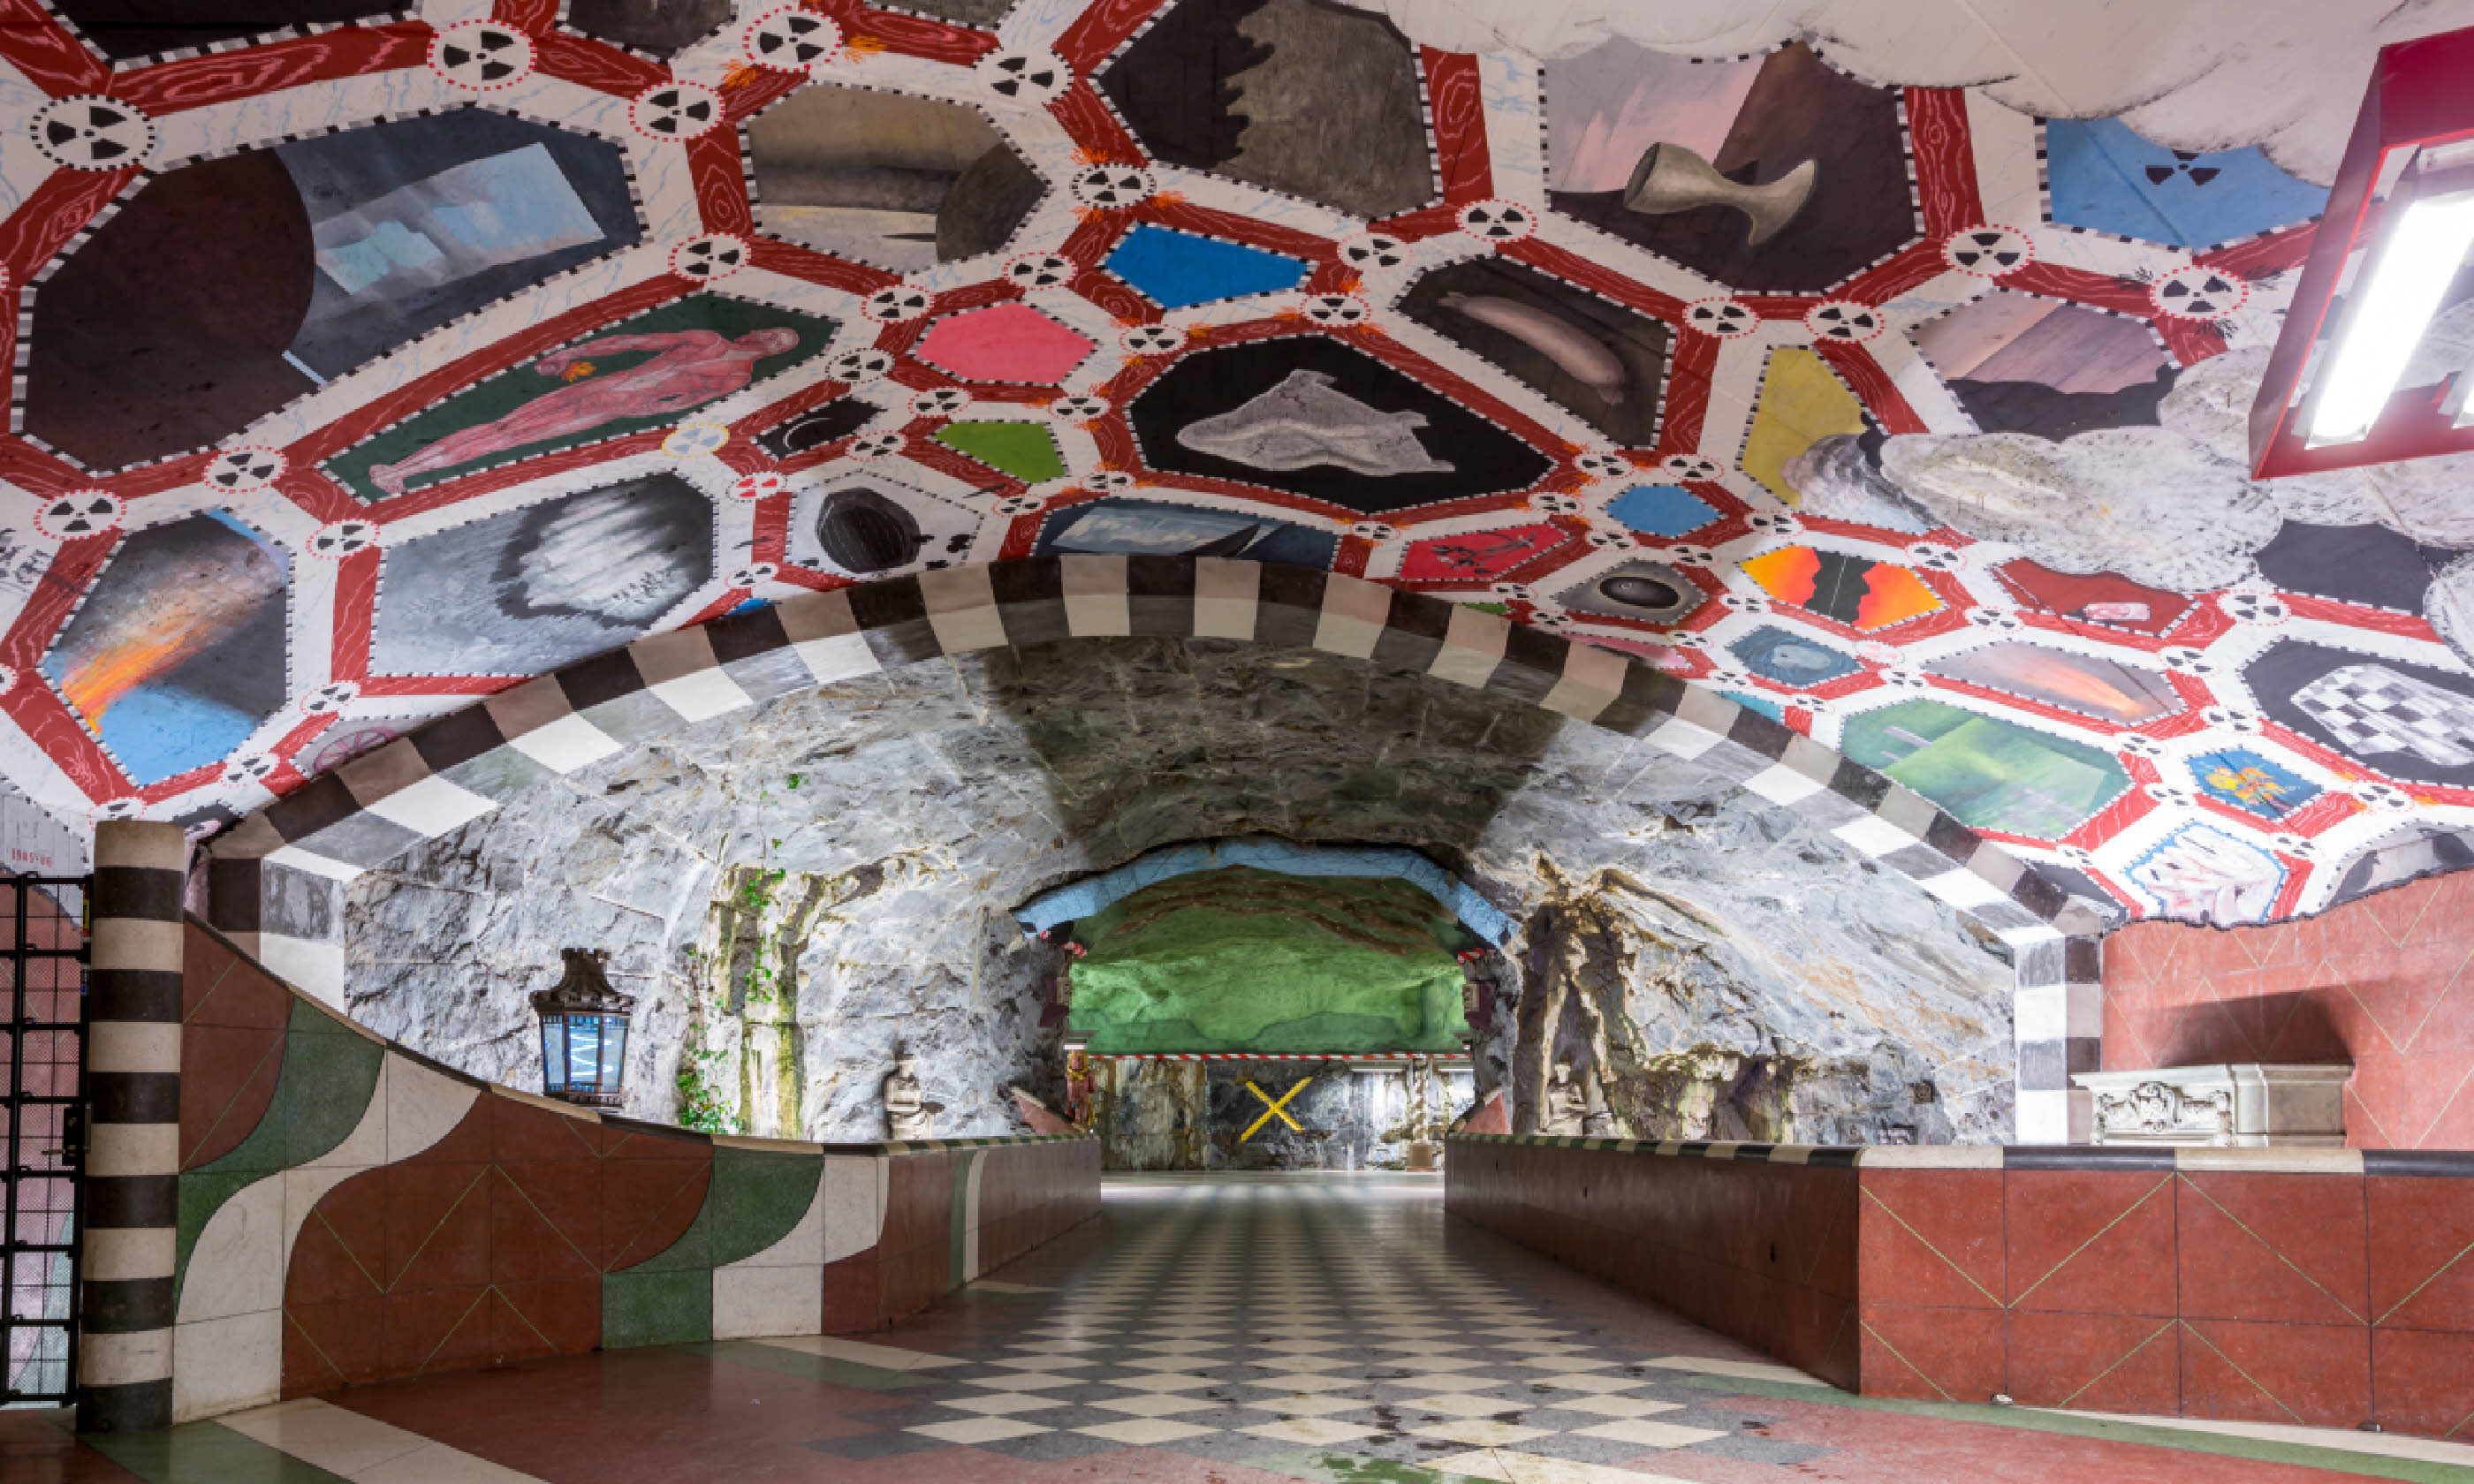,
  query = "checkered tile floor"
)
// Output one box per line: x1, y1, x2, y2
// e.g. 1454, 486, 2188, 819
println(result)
802, 1177, 1833, 1479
